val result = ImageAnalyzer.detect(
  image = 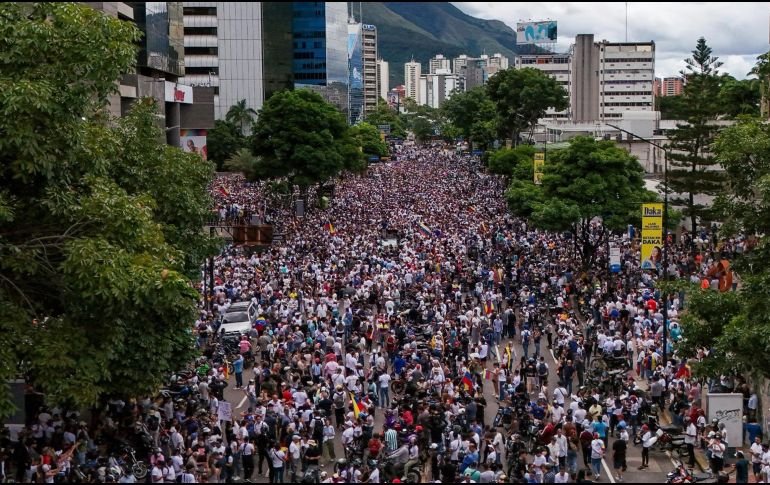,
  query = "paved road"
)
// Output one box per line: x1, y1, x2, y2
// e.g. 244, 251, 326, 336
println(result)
218, 327, 674, 483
